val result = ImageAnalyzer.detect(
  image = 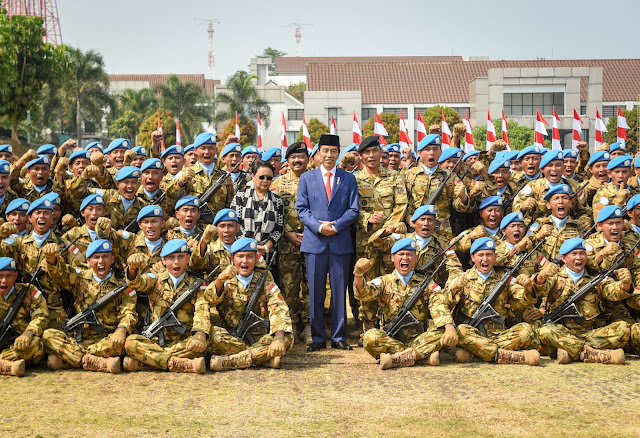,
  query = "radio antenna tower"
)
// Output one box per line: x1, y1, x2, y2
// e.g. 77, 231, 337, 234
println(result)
2, 0, 63, 46
194, 18, 221, 81
282, 23, 312, 57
